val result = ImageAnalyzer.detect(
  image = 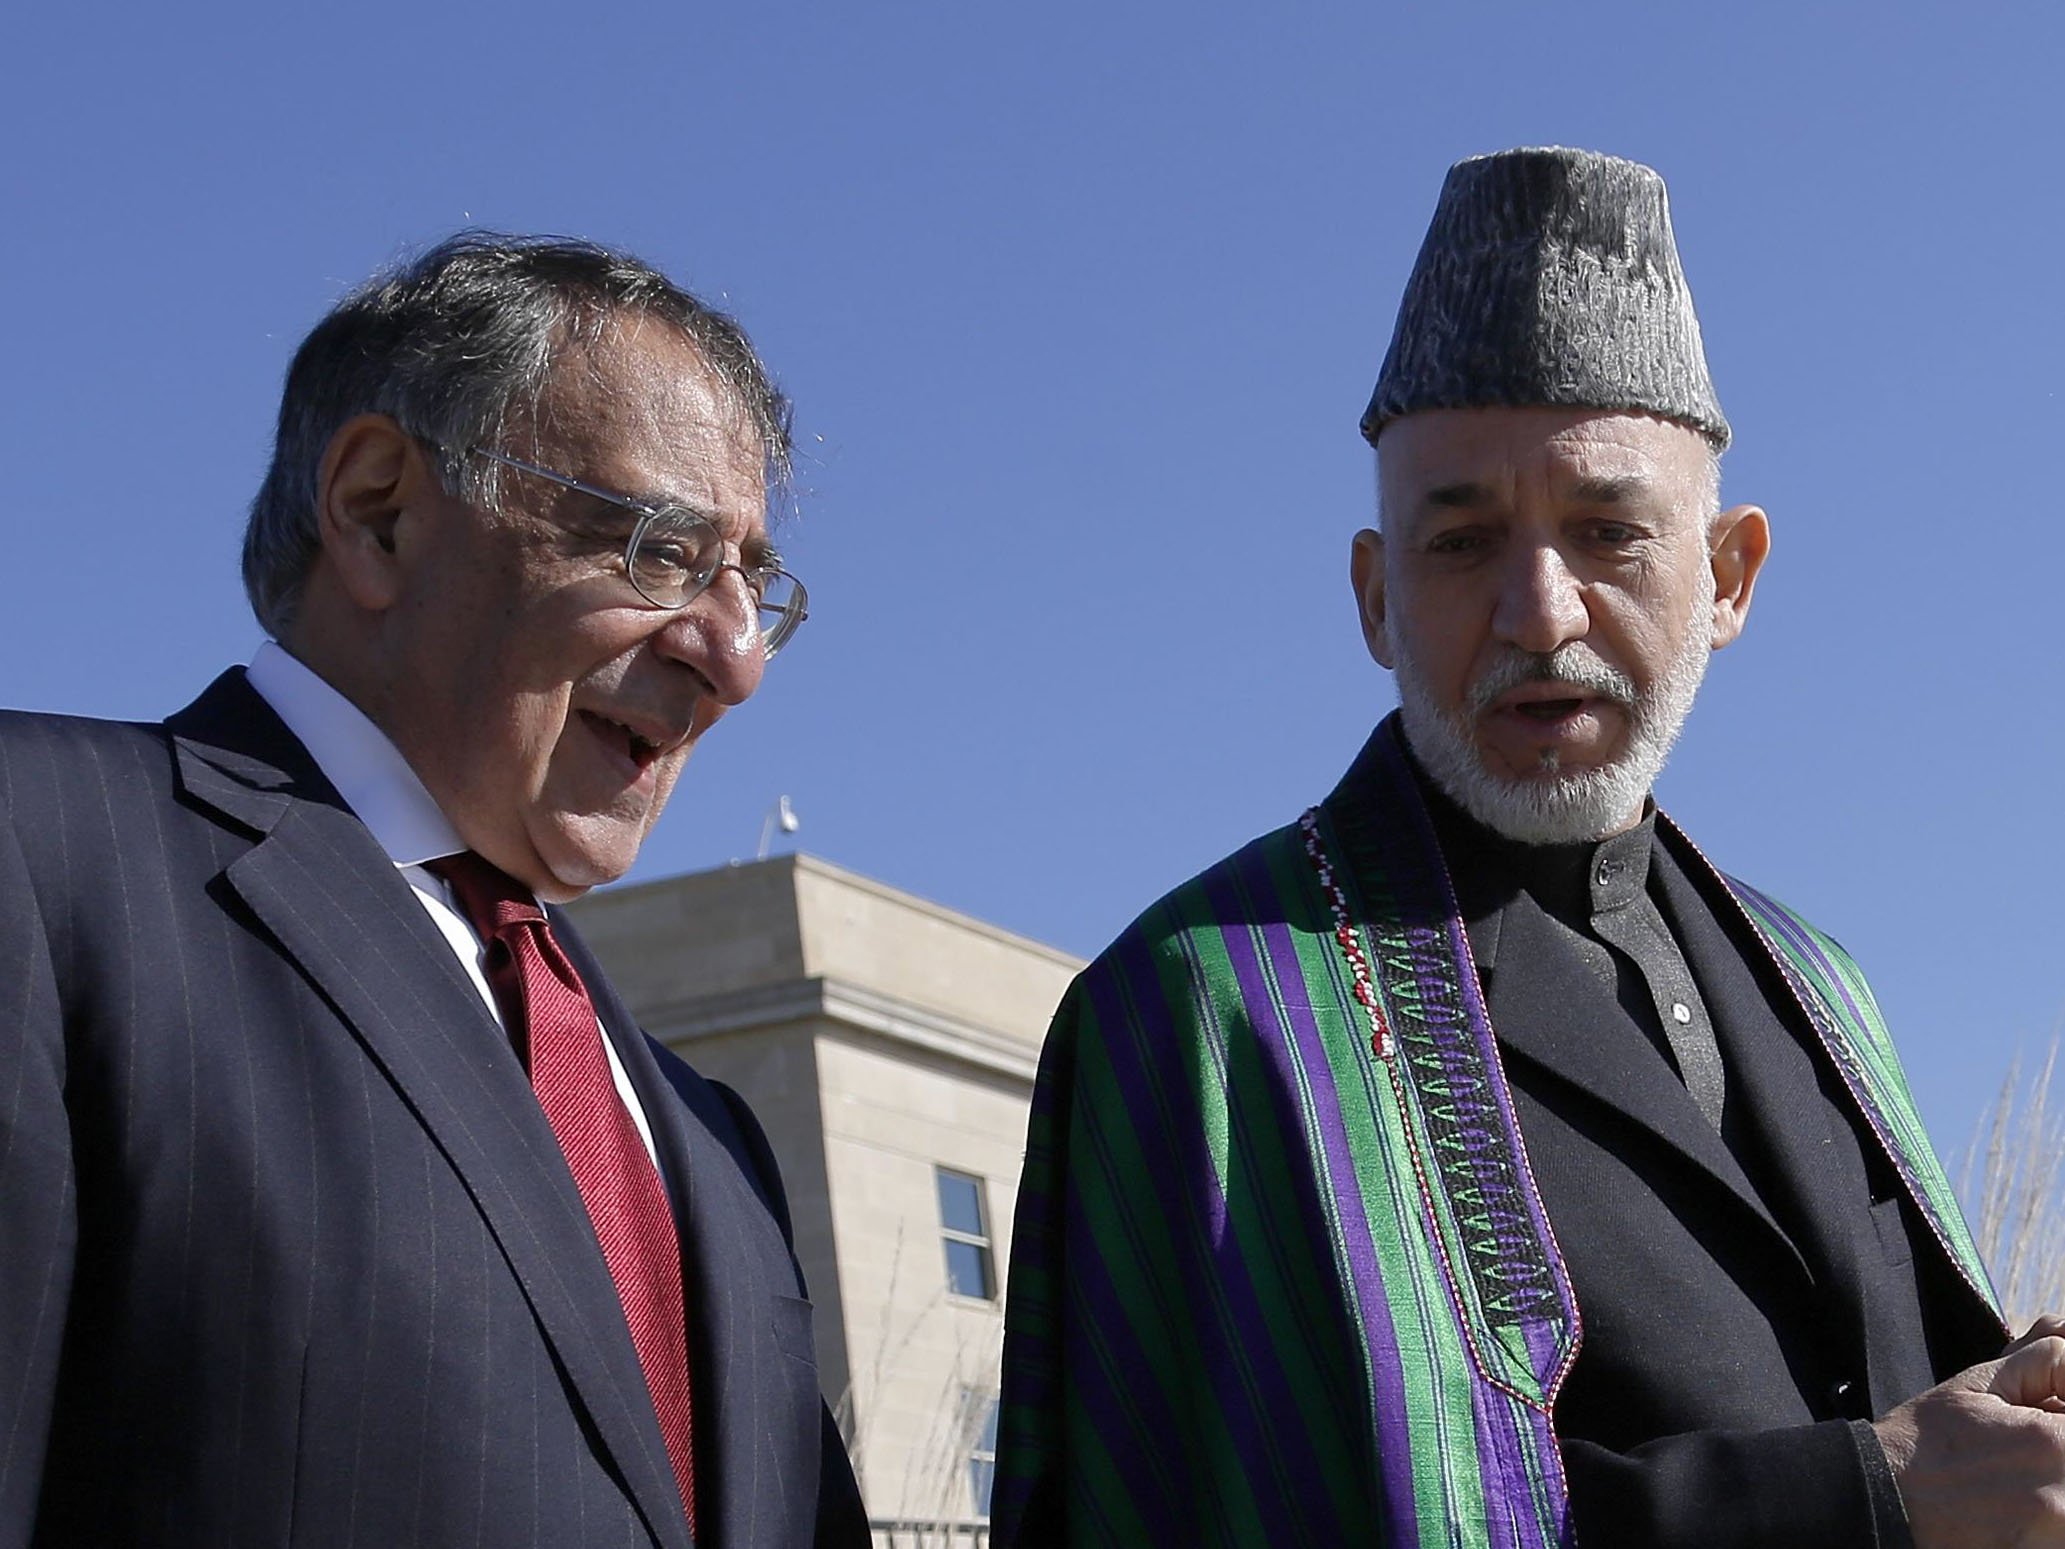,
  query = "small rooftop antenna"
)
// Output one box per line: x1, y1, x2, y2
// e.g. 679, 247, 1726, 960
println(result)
757, 795, 800, 861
